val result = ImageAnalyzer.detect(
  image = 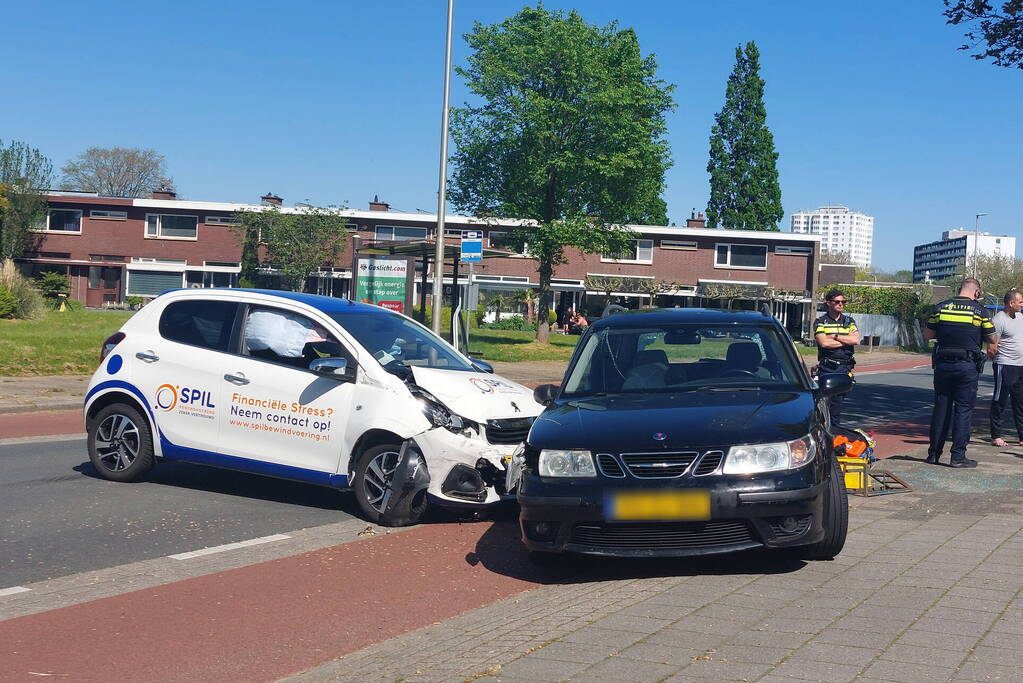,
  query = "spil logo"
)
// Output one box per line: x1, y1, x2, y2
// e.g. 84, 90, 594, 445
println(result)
155, 384, 216, 412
